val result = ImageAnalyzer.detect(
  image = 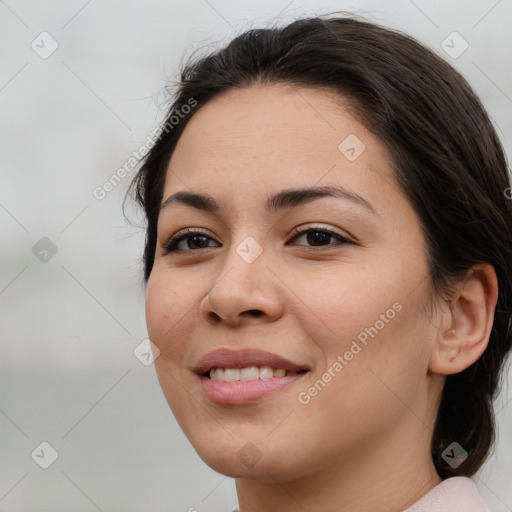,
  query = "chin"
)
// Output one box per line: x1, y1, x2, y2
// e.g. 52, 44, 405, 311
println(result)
191, 436, 307, 482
